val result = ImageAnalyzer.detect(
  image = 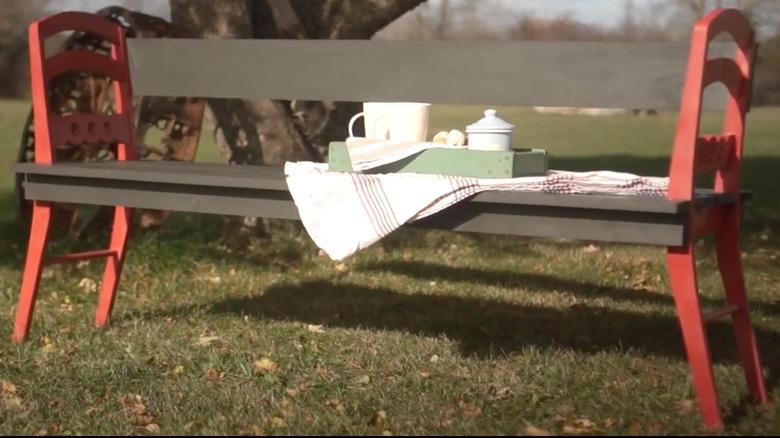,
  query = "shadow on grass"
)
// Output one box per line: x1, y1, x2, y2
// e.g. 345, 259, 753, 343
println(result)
198, 281, 780, 392
357, 260, 780, 316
